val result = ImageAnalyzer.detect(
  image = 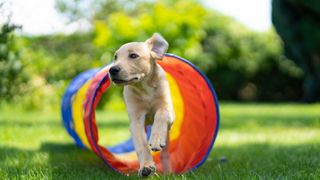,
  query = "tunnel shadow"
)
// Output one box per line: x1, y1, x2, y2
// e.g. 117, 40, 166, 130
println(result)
39, 143, 124, 179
